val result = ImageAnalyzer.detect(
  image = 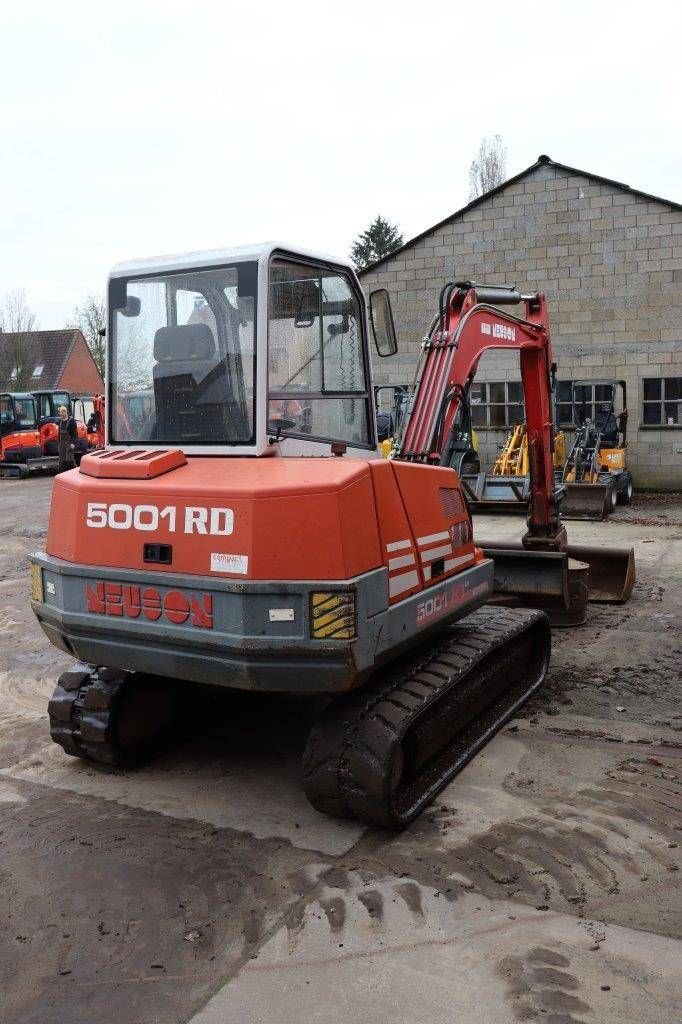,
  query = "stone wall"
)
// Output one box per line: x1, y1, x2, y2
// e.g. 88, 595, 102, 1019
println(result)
361, 160, 682, 488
